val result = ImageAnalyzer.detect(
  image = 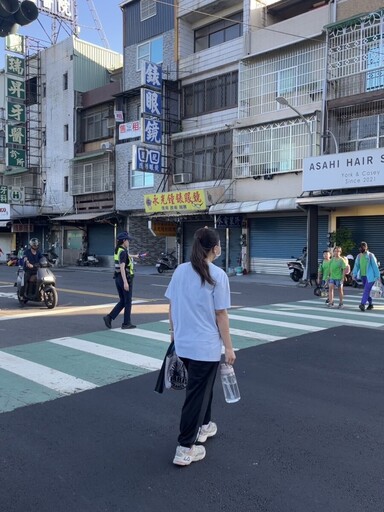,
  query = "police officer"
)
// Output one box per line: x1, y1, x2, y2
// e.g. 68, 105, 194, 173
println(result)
103, 231, 137, 329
